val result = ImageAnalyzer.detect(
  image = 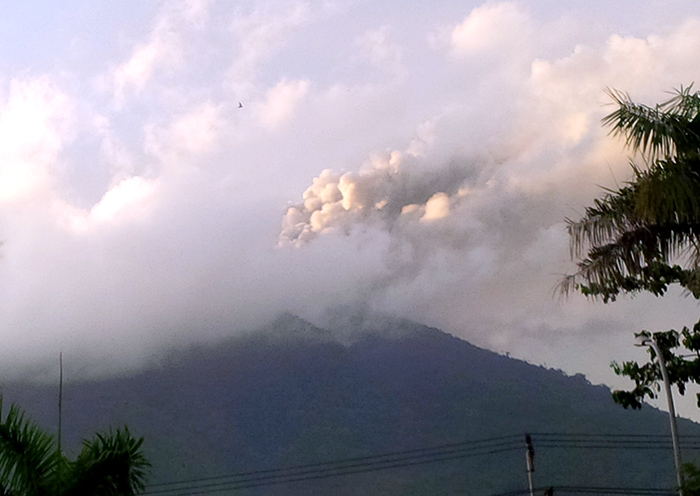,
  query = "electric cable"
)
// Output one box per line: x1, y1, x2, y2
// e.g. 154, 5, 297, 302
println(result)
142, 435, 524, 495
141, 431, 699, 496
